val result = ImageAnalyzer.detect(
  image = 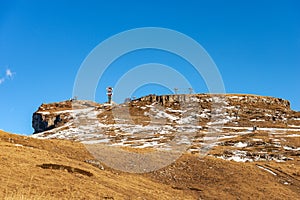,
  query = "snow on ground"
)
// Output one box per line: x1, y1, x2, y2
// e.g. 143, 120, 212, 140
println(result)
176, 116, 196, 124
207, 116, 236, 126
259, 127, 300, 132
288, 125, 300, 128
229, 96, 245, 100
252, 138, 263, 142
234, 142, 248, 148
256, 165, 277, 176
285, 134, 300, 137
283, 146, 300, 151
36, 111, 50, 114
32, 98, 300, 163
250, 119, 265, 122
216, 151, 253, 162
81, 139, 111, 144
166, 108, 186, 113
152, 110, 179, 121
